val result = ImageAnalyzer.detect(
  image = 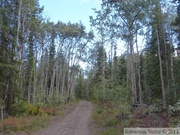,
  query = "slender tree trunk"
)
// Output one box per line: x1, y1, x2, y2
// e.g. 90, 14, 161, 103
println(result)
67, 47, 71, 99
1, 106, 3, 132
50, 62, 56, 98
110, 38, 113, 79
55, 42, 64, 100
40, 46, 45, 101
102, 47, 106, 104
101, 28, 106, 104
130, 32, 137, 105
61, 68, 66, 95
56, 64, 60, 100
15, 0, 22, 91
69, 71, 77, 100
156, 26, 166, 108
127, 56, 130, 92
142, 48, 149, 98
170, 48, 176, 100
20, 14, 27, 92
167, 22, 176, 100
44, 61, 49, 102
33, 60, 36, 105
136, 33, 142, 104
28, 69, 33, 103
162, 27, 170, 93
70, 76, 75, 99
33, 46, 38, 105
16, 0, 22, 55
